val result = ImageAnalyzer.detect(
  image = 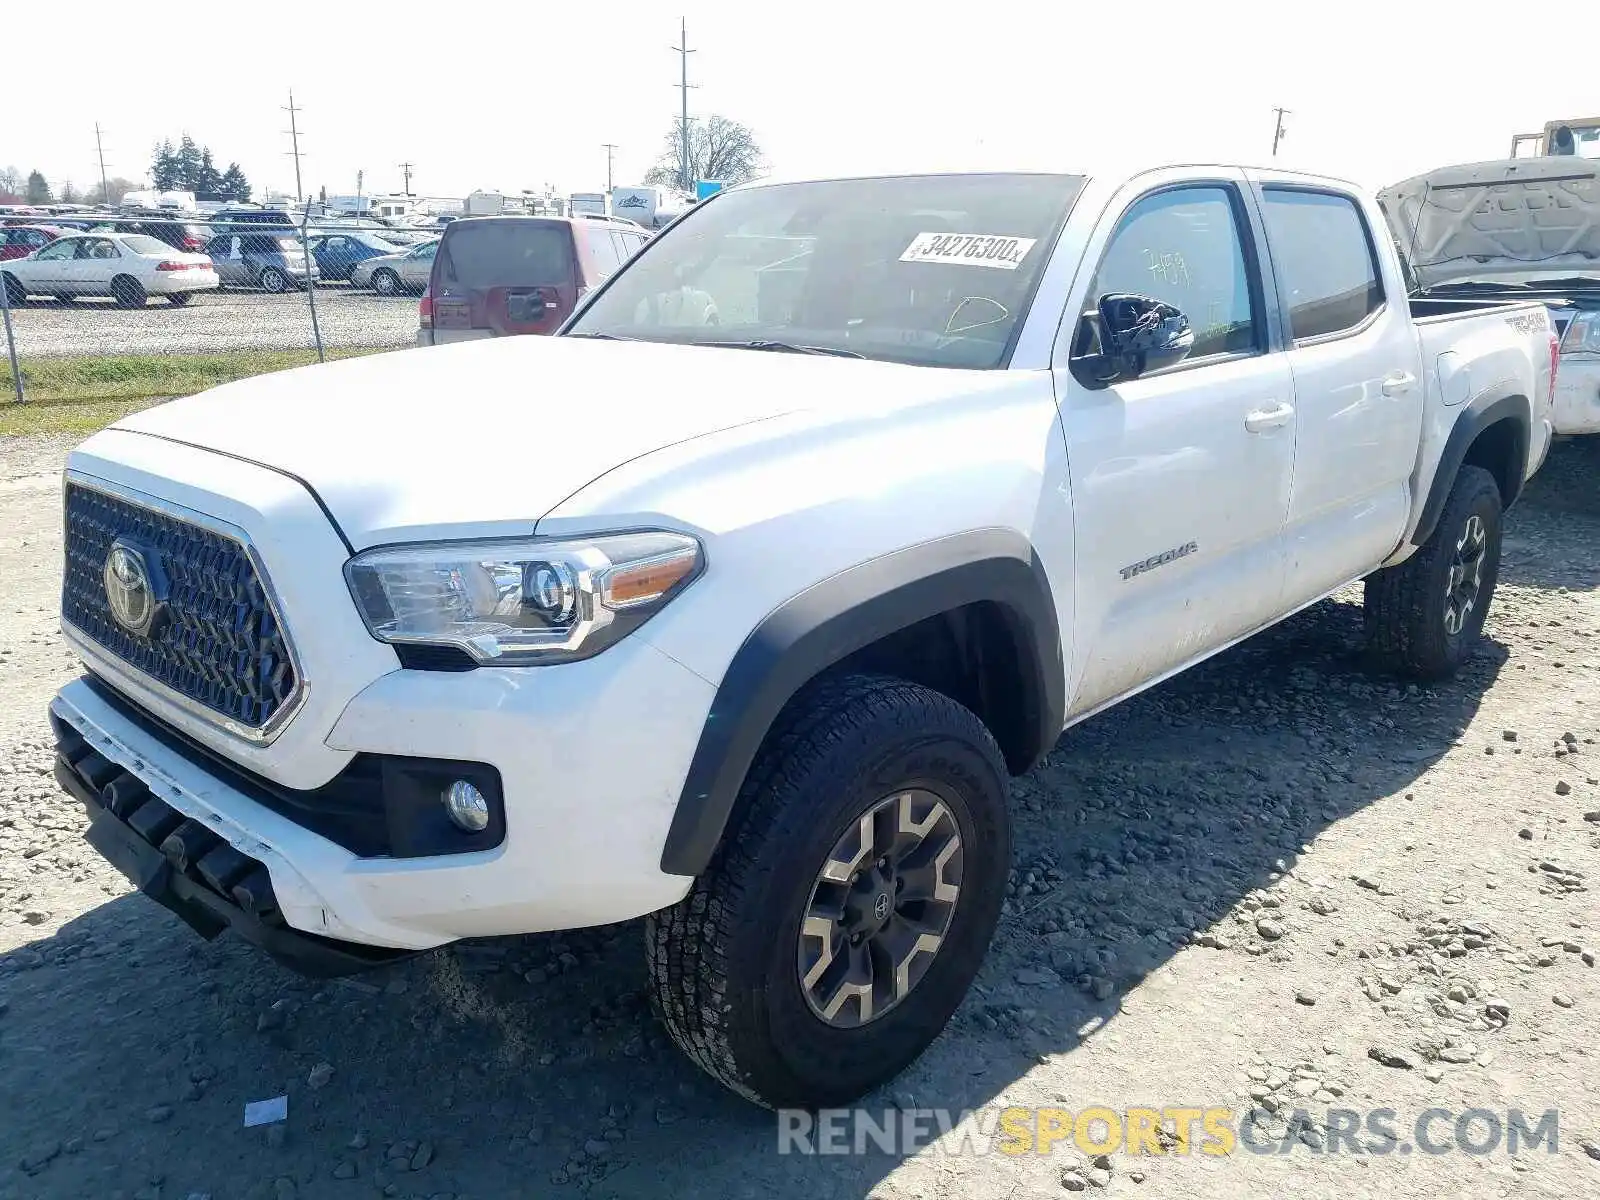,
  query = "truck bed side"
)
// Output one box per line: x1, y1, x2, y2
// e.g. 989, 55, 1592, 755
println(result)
1392, 299, 1555, 556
